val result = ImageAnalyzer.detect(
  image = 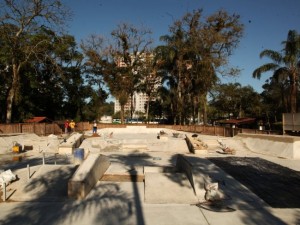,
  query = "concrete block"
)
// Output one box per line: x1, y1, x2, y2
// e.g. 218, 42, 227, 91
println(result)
185, 134, 208, 154
68, 154, 110, 200
58, 133, 83, 155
